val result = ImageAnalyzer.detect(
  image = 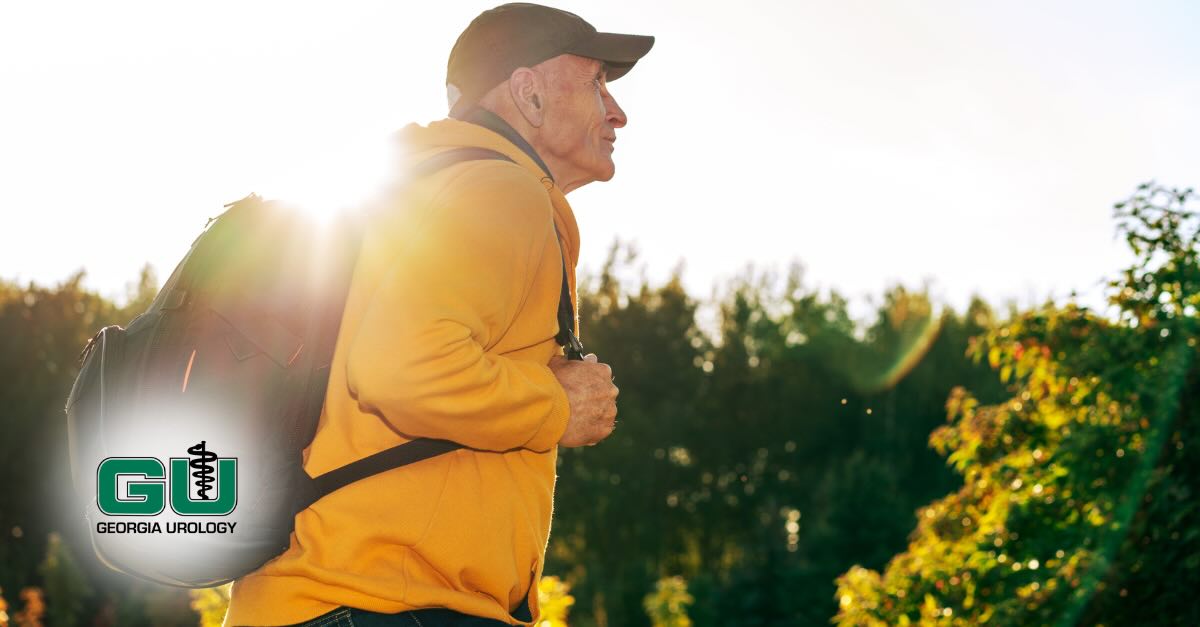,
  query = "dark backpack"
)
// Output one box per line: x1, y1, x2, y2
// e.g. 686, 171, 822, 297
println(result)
65, 148, 583, 587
